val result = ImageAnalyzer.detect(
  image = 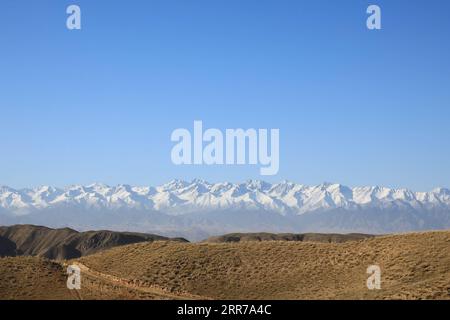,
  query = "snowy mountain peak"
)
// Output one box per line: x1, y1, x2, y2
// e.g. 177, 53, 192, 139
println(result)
432, 187, 450, 195
0, 181, 449, 216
